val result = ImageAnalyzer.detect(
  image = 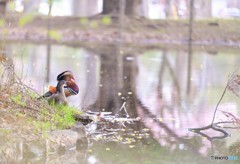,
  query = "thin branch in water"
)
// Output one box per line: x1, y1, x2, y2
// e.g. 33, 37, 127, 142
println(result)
19, 49, 26, 81
214, 121, 240, 129
118, 102, 129, 117
220, 110, 240, 127
211, 73, 236, 125
211, 83, 228, 125
189, 123, 229, 141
